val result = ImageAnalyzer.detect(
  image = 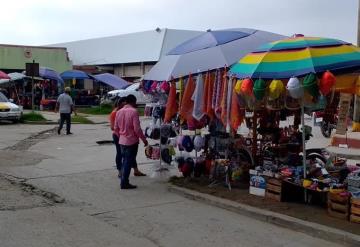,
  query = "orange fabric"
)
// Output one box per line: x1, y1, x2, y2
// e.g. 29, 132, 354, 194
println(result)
179, 74, 196, 121
109, 109, 118, 132
230, 88, 244, 131
164, 82, 178, 123
202, 72, 215, 120
220, 70, 228, 126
